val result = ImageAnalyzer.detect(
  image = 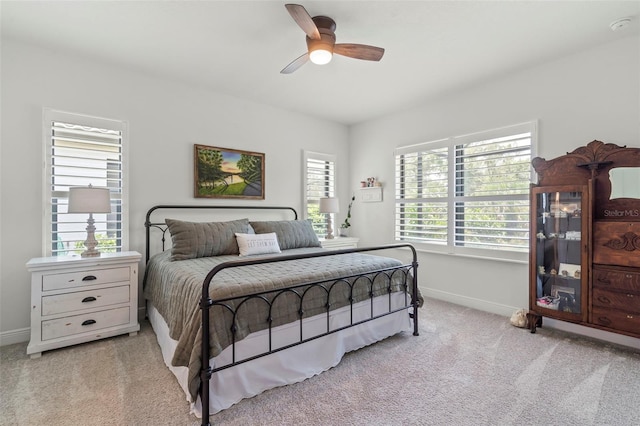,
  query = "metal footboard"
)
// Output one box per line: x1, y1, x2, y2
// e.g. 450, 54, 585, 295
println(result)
199, 244, 419, 425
